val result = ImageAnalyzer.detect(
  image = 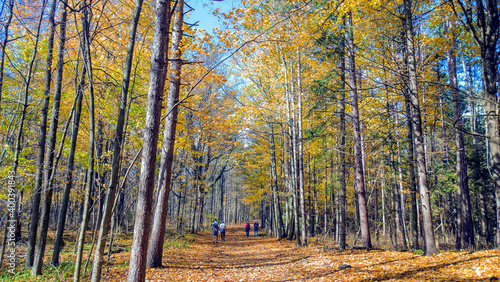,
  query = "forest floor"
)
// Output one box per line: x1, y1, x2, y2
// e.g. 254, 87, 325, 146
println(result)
2, 224, 500, 281
101, 224, 500, 281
